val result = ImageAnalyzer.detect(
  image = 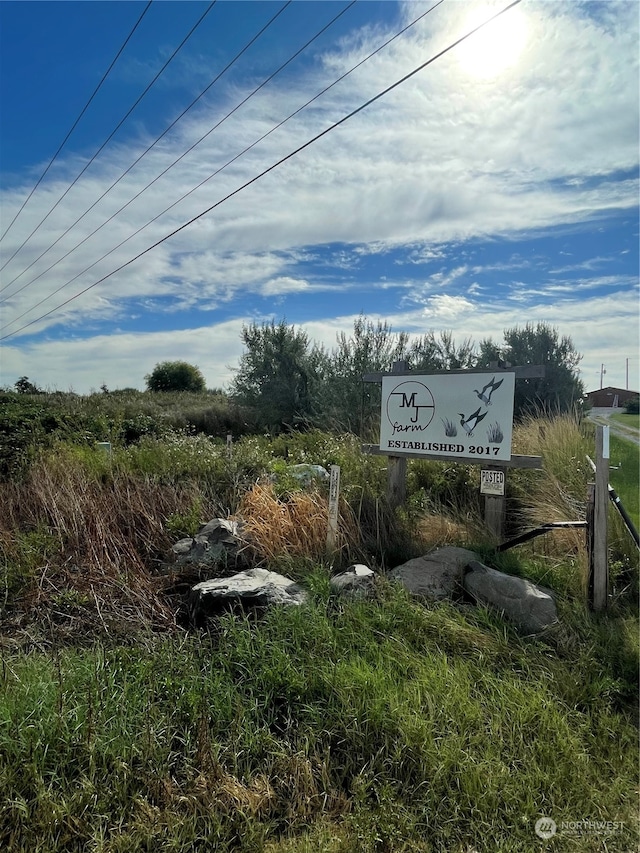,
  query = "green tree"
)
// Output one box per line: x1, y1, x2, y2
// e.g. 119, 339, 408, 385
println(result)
14, 376, 41, 394
230, 321, 318, 431
409, 330, 477, 372
319, 317, 410, 433
145, 361, 206, 393
479, 322, 584, 417
624, 395, 639, 415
